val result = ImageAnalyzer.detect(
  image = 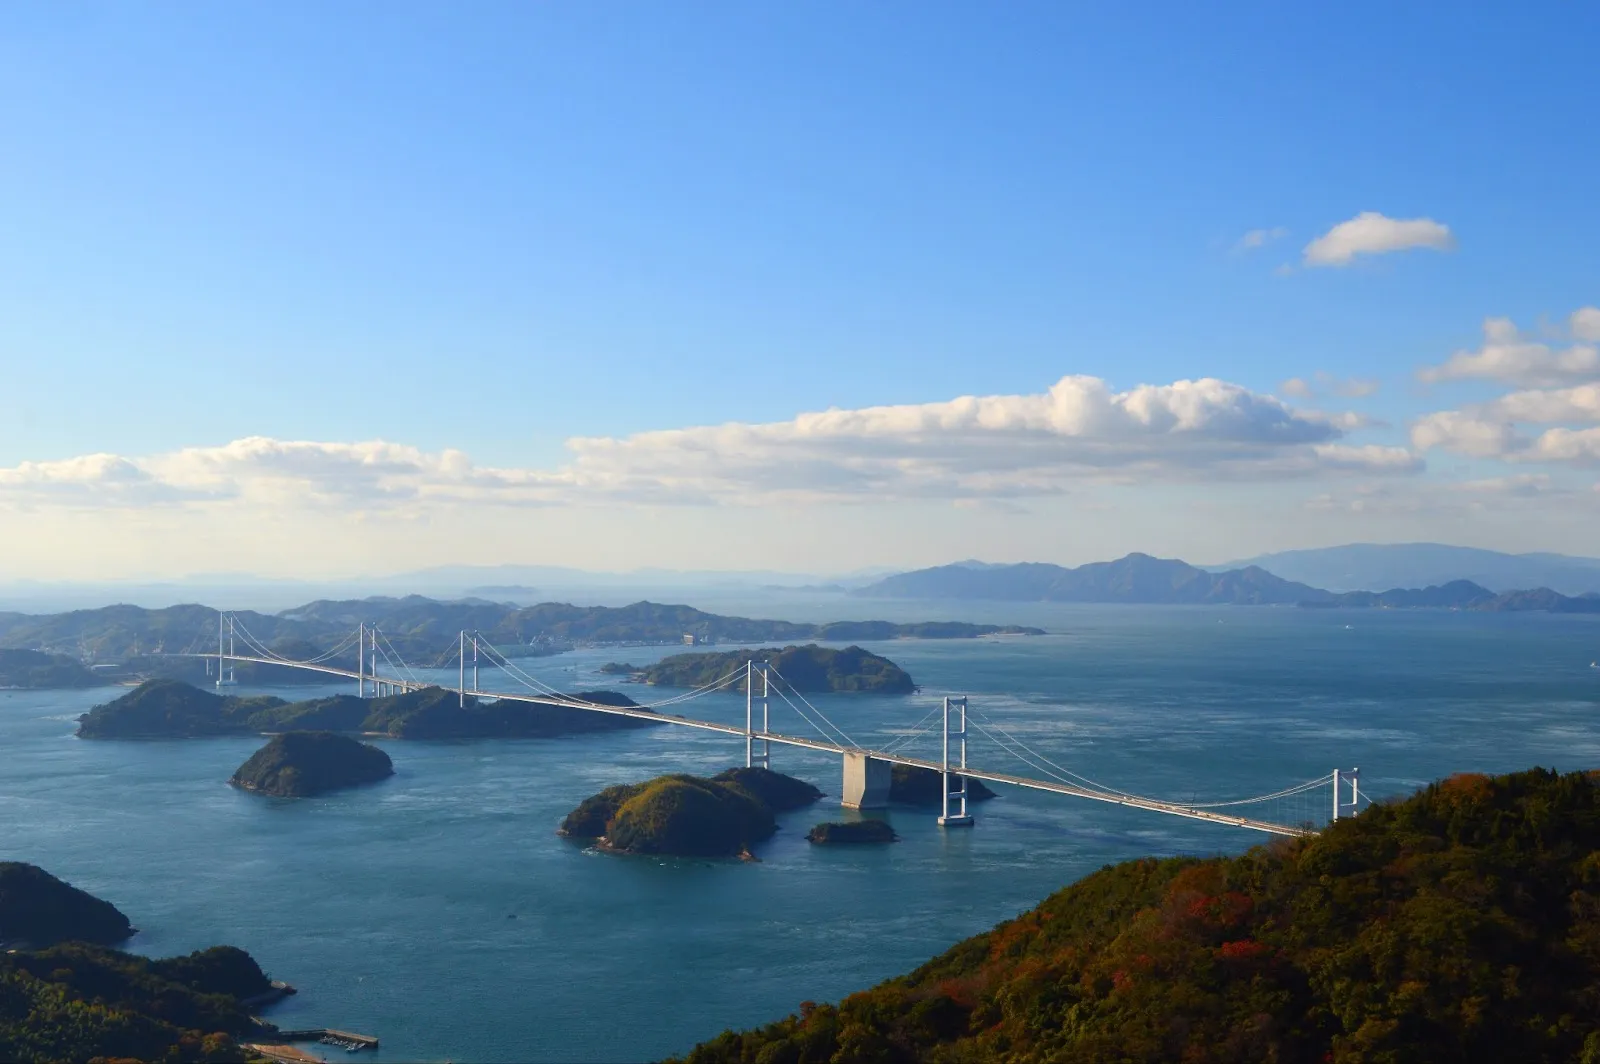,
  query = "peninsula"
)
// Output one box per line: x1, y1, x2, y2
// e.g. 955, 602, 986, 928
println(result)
560, 767, 823, 858
230, 731, 395, 797
0, 863, 296, 1062
0, 649, 100, 690
604, 644, 916, 694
